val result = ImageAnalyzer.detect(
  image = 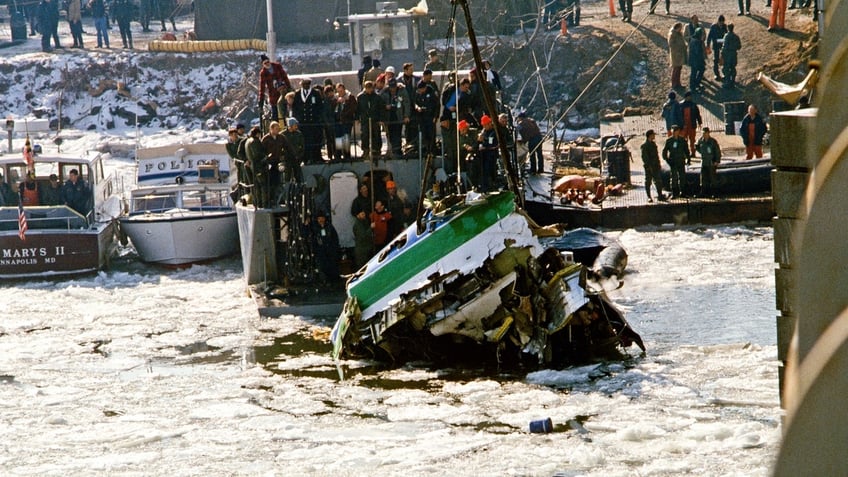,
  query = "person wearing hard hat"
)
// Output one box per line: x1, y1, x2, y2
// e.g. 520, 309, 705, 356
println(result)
458, 120, 479, 188
477, 114, 498, 192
